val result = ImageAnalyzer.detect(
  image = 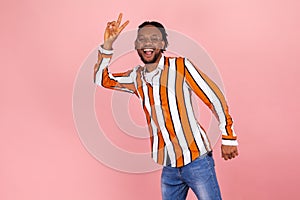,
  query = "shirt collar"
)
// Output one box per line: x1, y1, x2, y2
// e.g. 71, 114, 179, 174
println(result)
157, 55, 165, 70
142, 55, 165, 73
